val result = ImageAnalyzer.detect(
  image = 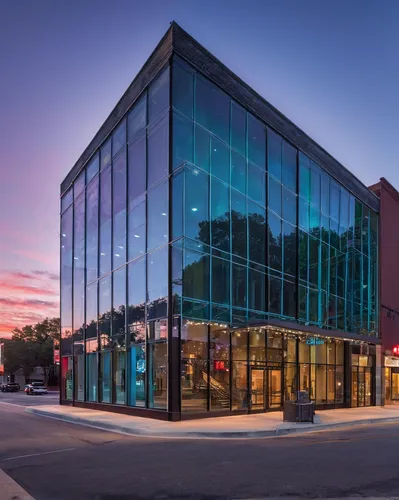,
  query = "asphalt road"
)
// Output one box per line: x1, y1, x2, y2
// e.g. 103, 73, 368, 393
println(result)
1, 396, 399, 500
0, 390, 59, 407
